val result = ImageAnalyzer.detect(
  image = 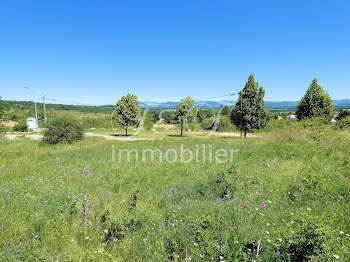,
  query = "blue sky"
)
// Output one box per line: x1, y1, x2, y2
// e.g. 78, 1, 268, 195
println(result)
0, 0, 349, 105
